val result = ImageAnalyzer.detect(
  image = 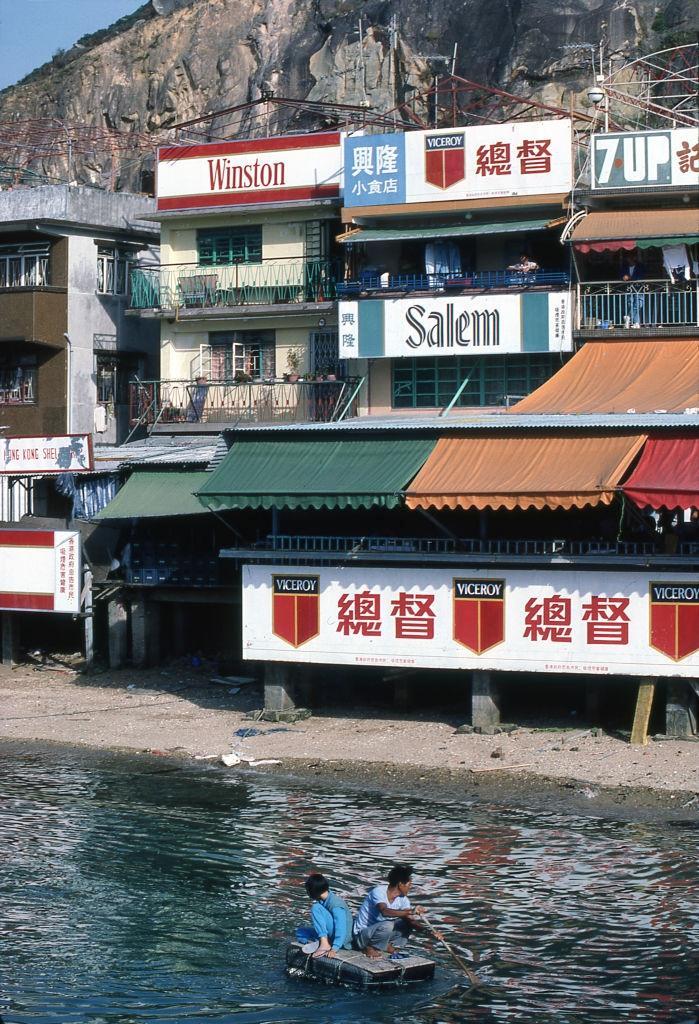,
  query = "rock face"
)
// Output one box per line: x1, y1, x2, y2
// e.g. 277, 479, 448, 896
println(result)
0, 0, 696, 190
